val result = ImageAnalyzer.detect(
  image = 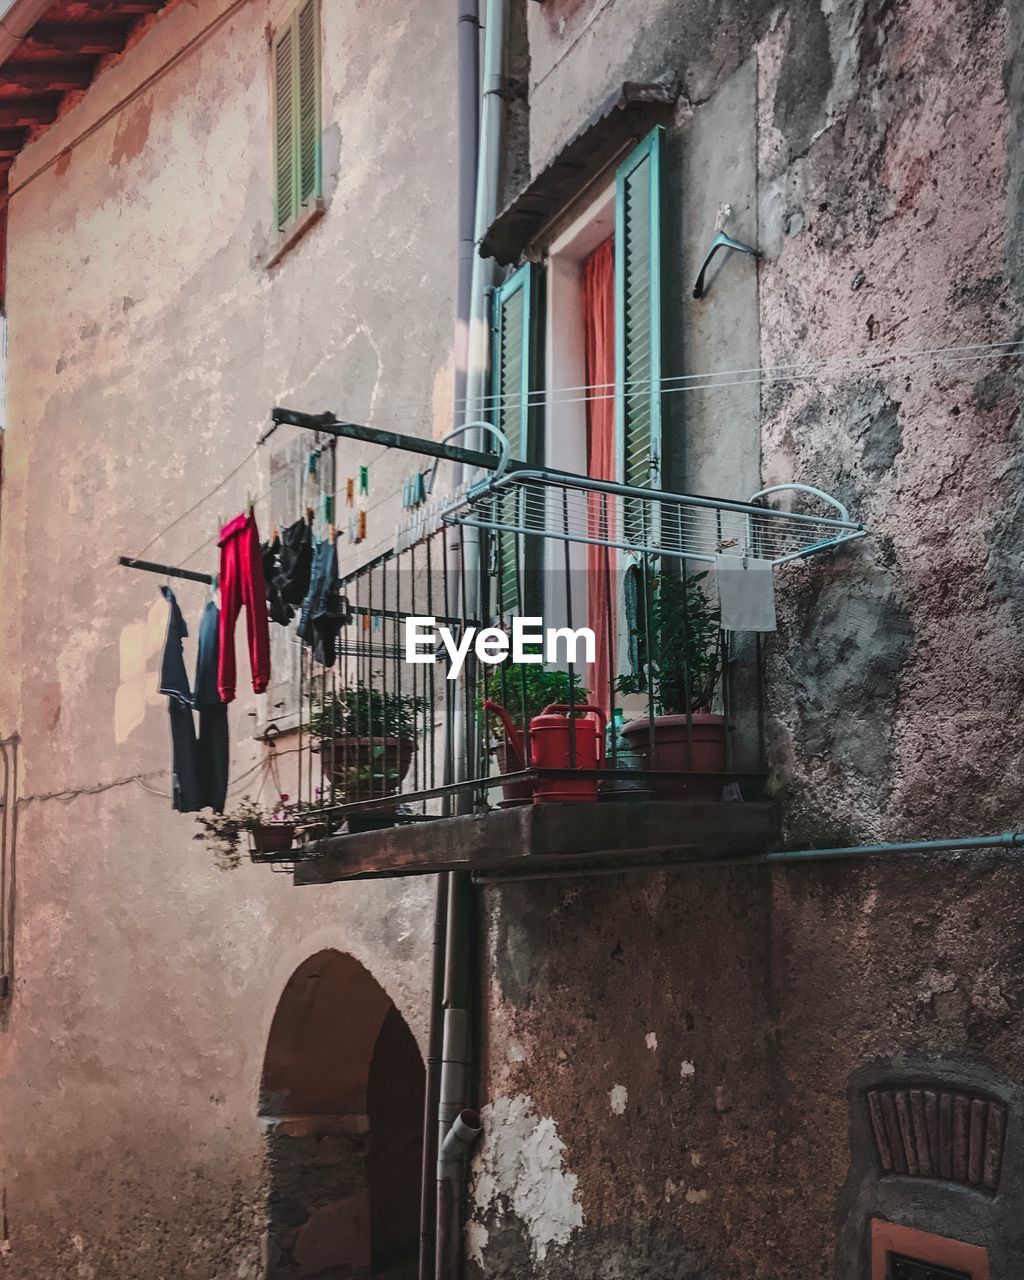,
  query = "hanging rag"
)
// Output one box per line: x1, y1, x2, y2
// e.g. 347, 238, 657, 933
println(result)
159, 586, 202, 813
714, 554, 777, 632
297, 537, 349, 667
217, 512, 271, 703
623, 562, 647, 686
261, 531, 293, 626
193, 599, 229, 813
276, 515, 314, 605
